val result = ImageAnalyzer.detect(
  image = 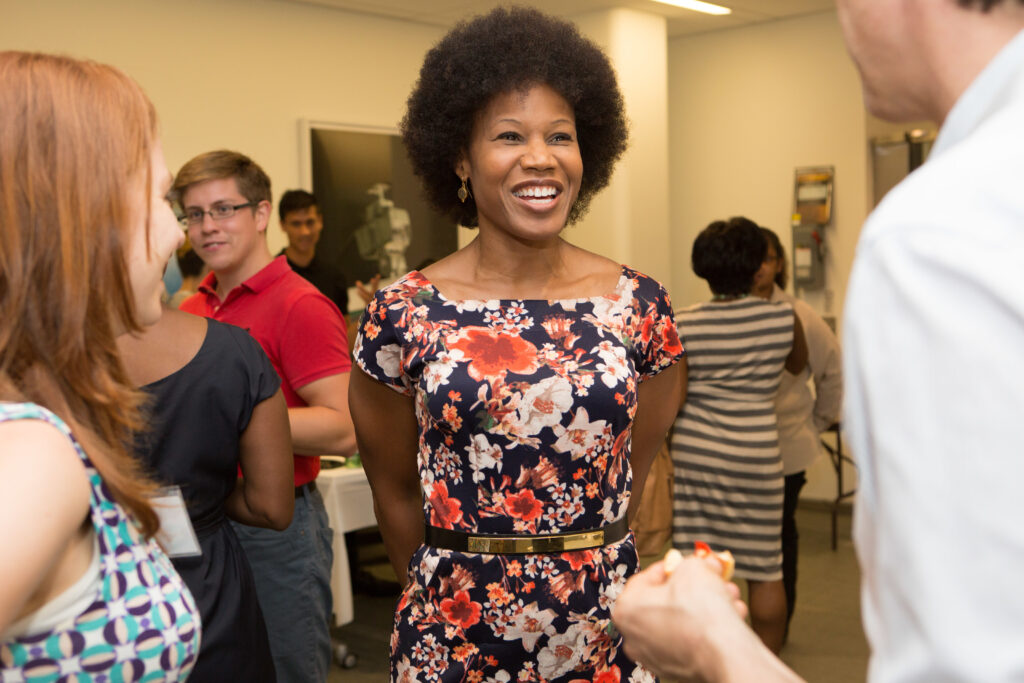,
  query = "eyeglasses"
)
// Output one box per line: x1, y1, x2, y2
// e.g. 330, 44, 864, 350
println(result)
178, 202, 255, 227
